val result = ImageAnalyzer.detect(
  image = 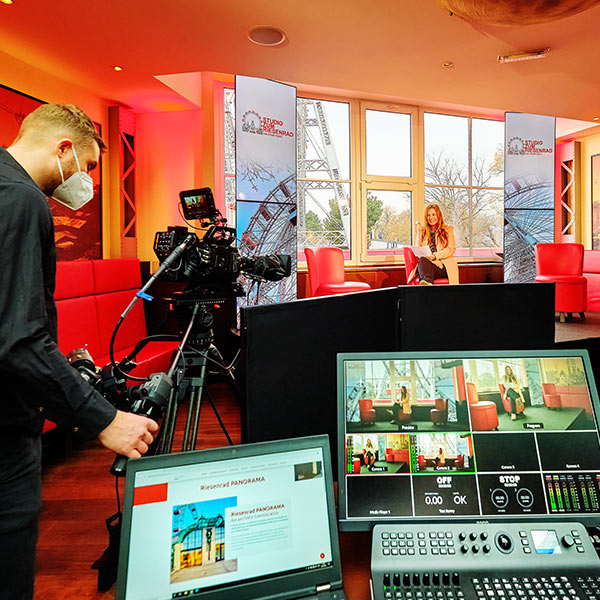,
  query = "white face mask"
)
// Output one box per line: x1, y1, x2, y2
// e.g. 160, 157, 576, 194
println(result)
52, 146, 94, 210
